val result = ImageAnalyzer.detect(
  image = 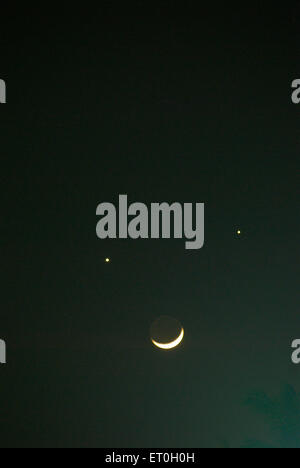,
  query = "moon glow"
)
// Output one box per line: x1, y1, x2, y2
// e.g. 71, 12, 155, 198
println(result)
151, 327, 184, 349
150, 316, 184, 350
